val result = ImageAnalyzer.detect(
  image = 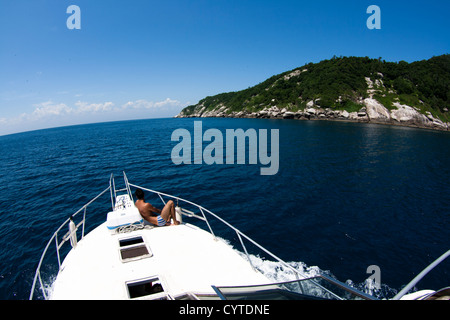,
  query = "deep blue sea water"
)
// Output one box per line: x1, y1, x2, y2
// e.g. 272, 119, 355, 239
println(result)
0, 117, 449, 300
